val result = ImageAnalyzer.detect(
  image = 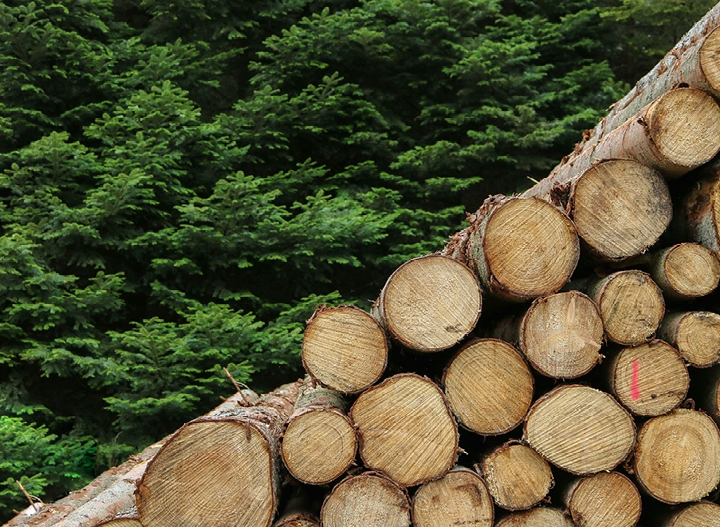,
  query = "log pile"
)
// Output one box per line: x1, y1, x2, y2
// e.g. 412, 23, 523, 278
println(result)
10, 5, 720, 527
